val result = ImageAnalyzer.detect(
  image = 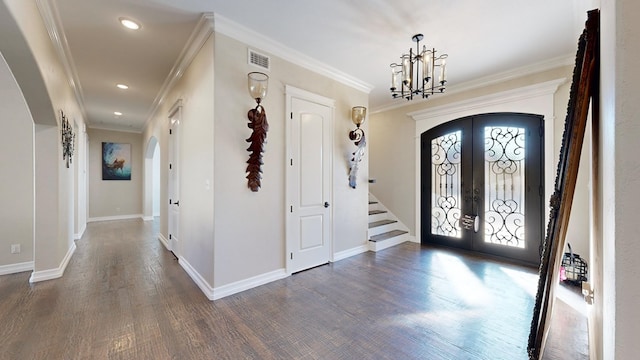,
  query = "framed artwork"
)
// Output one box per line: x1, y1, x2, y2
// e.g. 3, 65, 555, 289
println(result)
102, 142, 132, 180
